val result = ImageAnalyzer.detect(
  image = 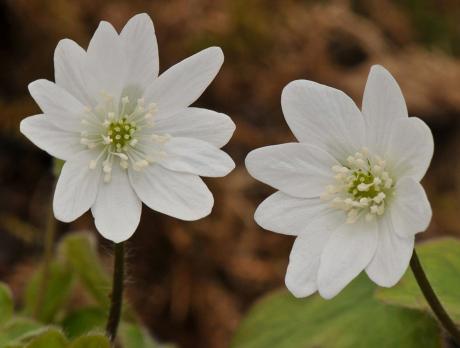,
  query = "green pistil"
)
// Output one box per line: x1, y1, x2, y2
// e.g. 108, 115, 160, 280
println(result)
348, 170, 378, 199
107, 118, 136, 152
